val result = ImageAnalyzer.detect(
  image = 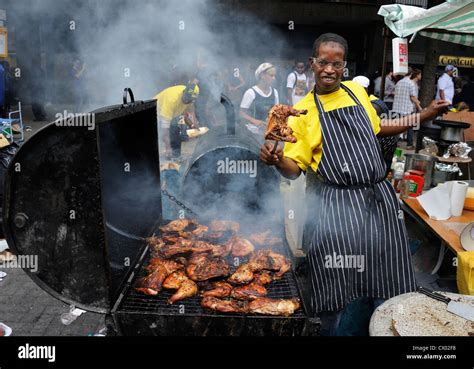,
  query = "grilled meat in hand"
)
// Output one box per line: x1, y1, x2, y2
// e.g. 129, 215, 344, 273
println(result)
227, 236, 255, 257
136, 258, 183, 295
231, 282, 267, 301
264, 104, 307, 143
201, 281, 233, 298
201, 296, 249, 314
186, 254, 230, 281
248, 298, 300, 316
